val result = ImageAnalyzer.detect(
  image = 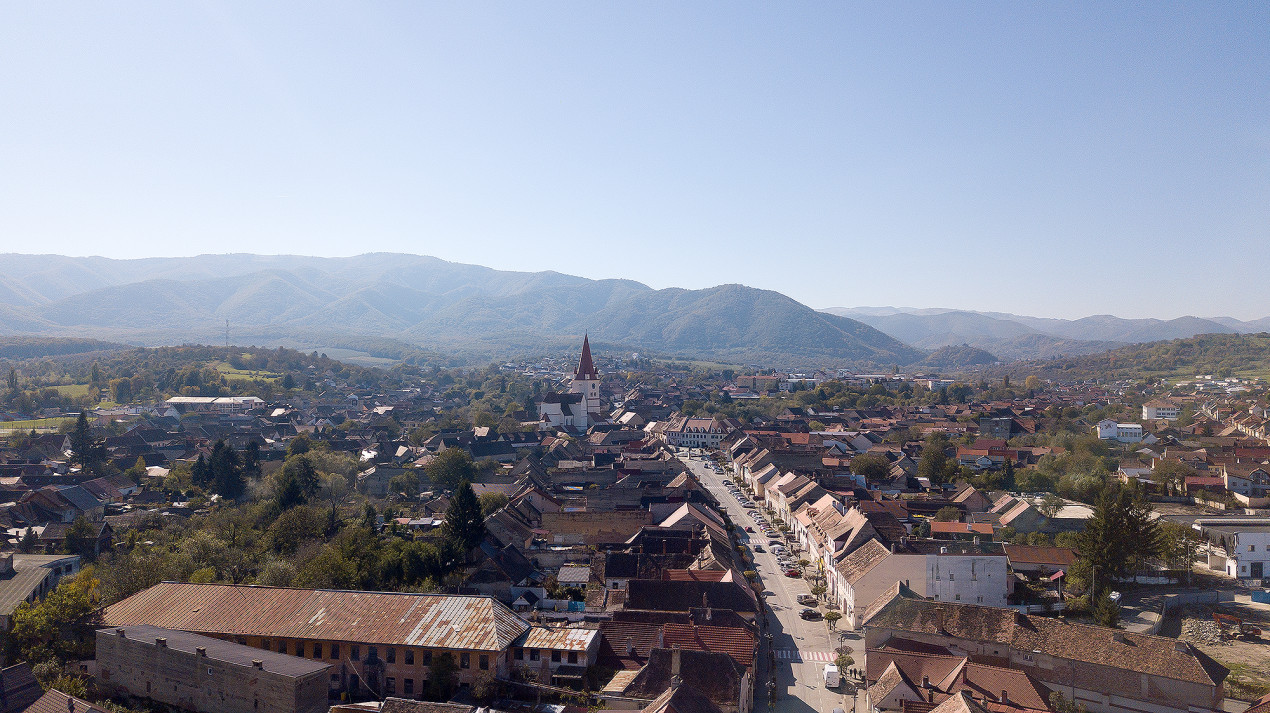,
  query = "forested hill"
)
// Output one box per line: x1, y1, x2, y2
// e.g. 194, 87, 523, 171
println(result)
998, 332, 1270, 381
0, 253, 923, 368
